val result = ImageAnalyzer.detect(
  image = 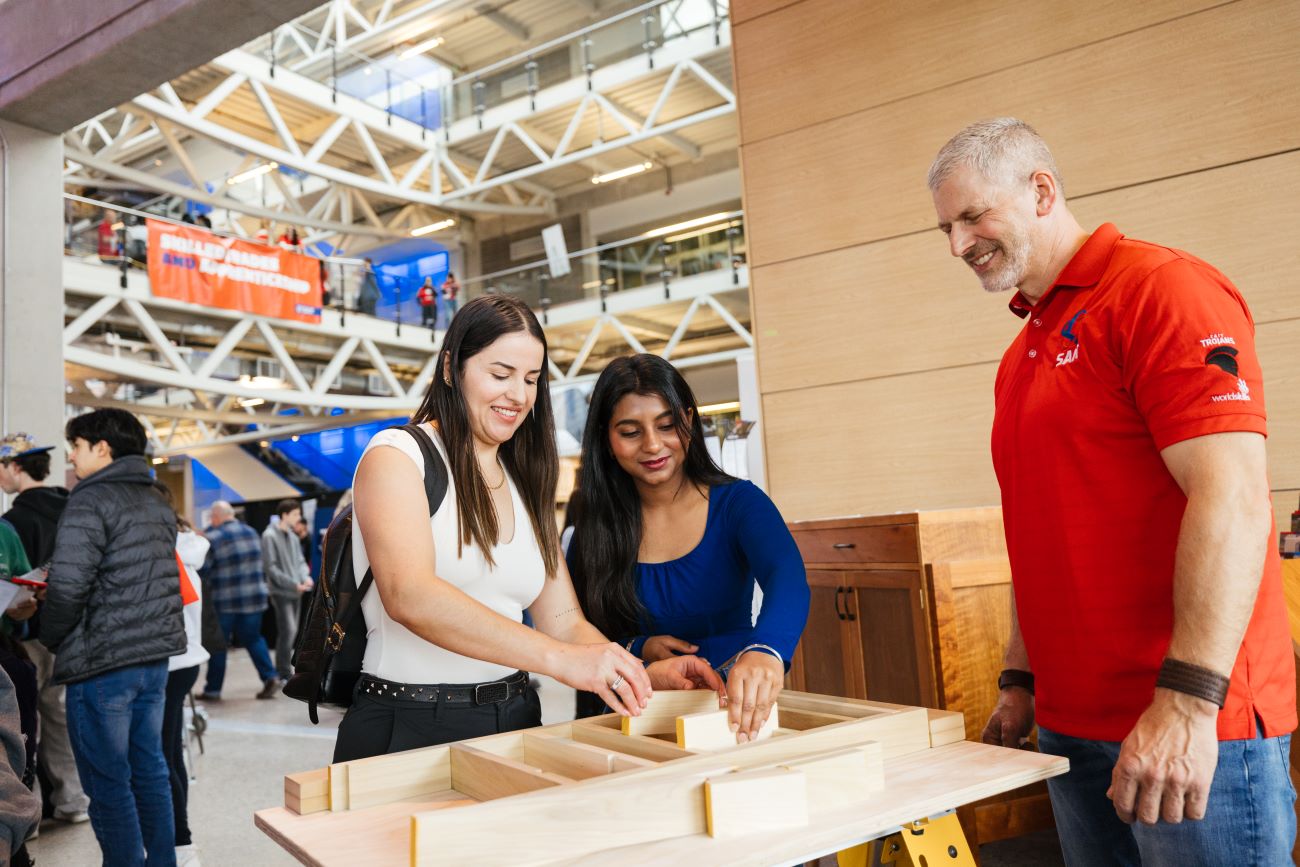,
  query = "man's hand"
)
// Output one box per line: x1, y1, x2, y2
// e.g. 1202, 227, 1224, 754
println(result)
981, 686, 1035, 748
1108, 689, 1219, 825
646, 655, 724, 697
642, 634, 698, 663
